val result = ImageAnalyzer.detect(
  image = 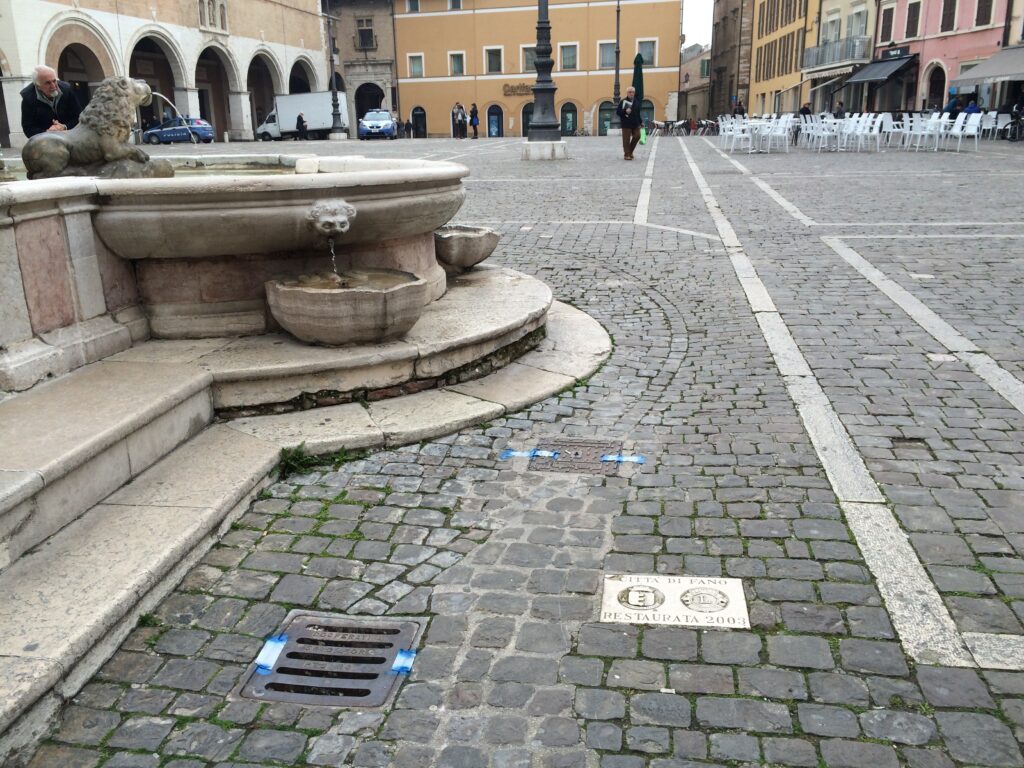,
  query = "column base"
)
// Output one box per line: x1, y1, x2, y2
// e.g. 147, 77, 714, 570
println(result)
521, 141, 569, 161
328, 131, 349, 141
